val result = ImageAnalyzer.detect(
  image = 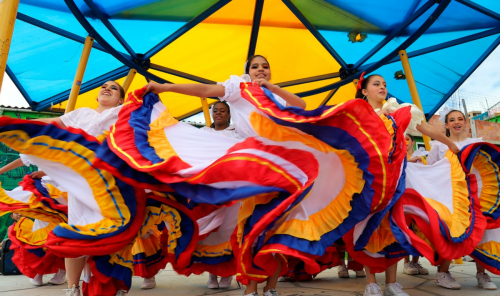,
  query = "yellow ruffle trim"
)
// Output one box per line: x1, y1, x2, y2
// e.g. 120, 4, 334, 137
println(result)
0, 130, 131, 236
132, 228, 162, 257
147, 107, 184, 162
444, 151, 471, 238
473, 150, 500, 215
475, 240, 500, 262
142, 201, 182, 255
13, 217, 57, 246
0, 183, 67, 224
108, 243, 135, 271
379, 114, 395, 155
193, 241, 233, 258
364, 213, 397, 254
249, 112, 365, 242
